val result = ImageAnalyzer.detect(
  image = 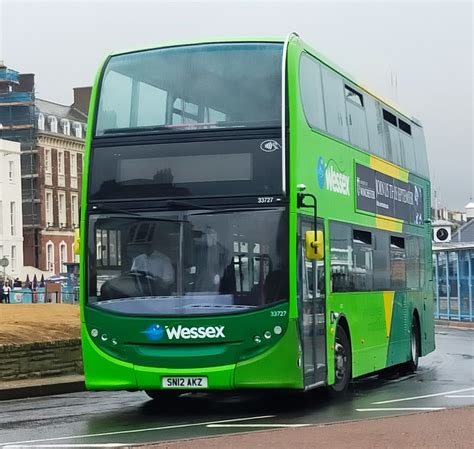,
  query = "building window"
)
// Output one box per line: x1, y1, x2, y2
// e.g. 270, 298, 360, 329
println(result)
11, 246, 16, 271
70, 153, 78, 188
70, 153, 77, 176
58, 192, 66, 227
10, 202, 15, 236
45, 190, 53, 226
73, 122, 82, 138
71, 194, 79, 227
44, 149, 52, 173
58, 151, 65, 175
60, 242, 67, 273
8, 161, 14, 181
61, 119, 71, 136
38, 113, 45, 130
48, 116, 58, 133
46, 241, 55, 272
